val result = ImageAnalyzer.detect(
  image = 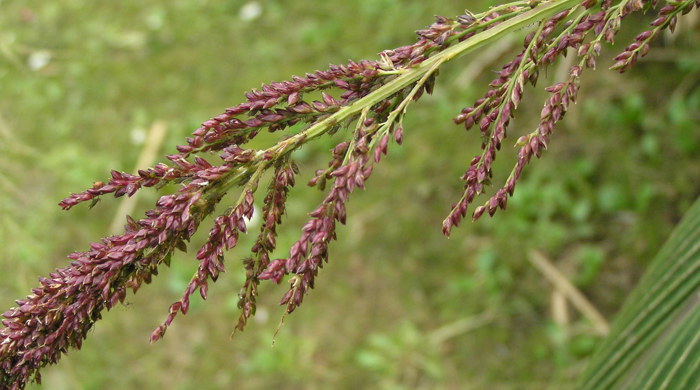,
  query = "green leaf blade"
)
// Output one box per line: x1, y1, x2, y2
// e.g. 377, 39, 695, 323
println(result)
577, 195, 700, 390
